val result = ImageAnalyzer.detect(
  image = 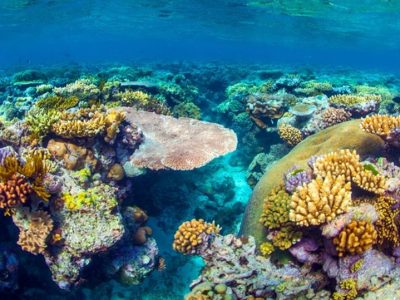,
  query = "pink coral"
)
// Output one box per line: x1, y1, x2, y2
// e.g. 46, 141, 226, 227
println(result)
122, 108, 237, 170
